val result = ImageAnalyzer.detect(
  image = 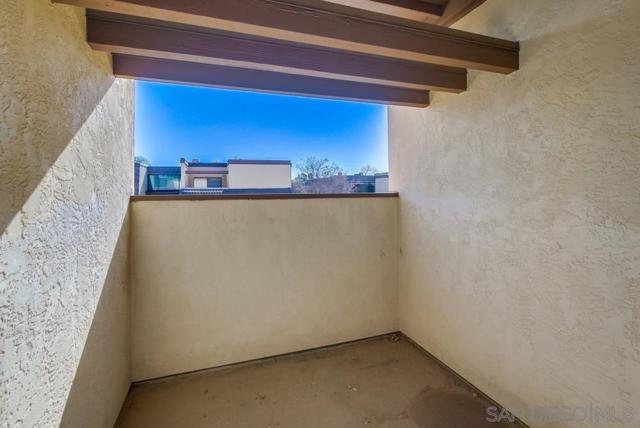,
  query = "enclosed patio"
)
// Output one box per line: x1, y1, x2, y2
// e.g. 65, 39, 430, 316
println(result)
1, 0, 639, 428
